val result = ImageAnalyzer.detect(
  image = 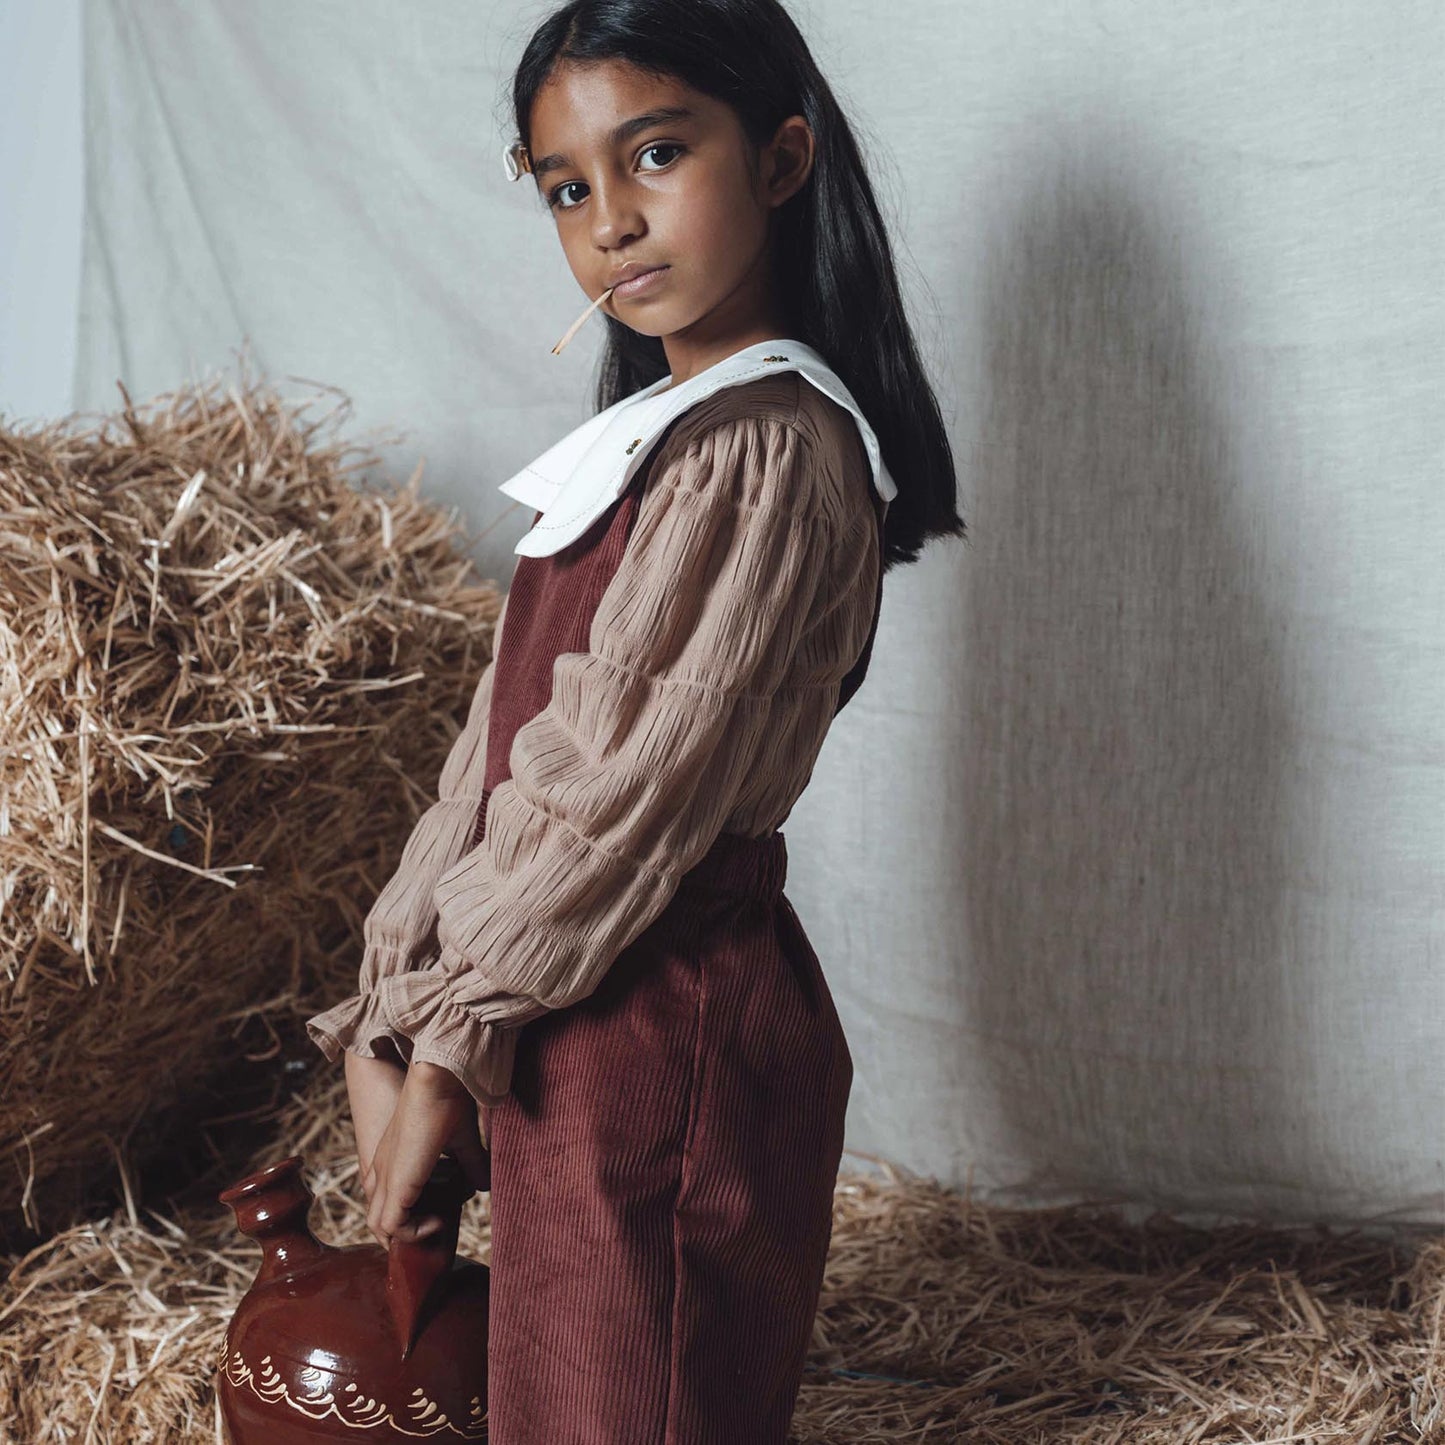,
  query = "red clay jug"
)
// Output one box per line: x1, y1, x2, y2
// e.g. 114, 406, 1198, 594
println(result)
215, 1153, 490, 1442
